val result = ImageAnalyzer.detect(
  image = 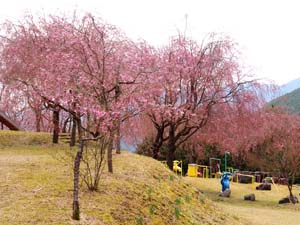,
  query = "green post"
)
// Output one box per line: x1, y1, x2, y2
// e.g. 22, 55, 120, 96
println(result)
224, 151, 230, 172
